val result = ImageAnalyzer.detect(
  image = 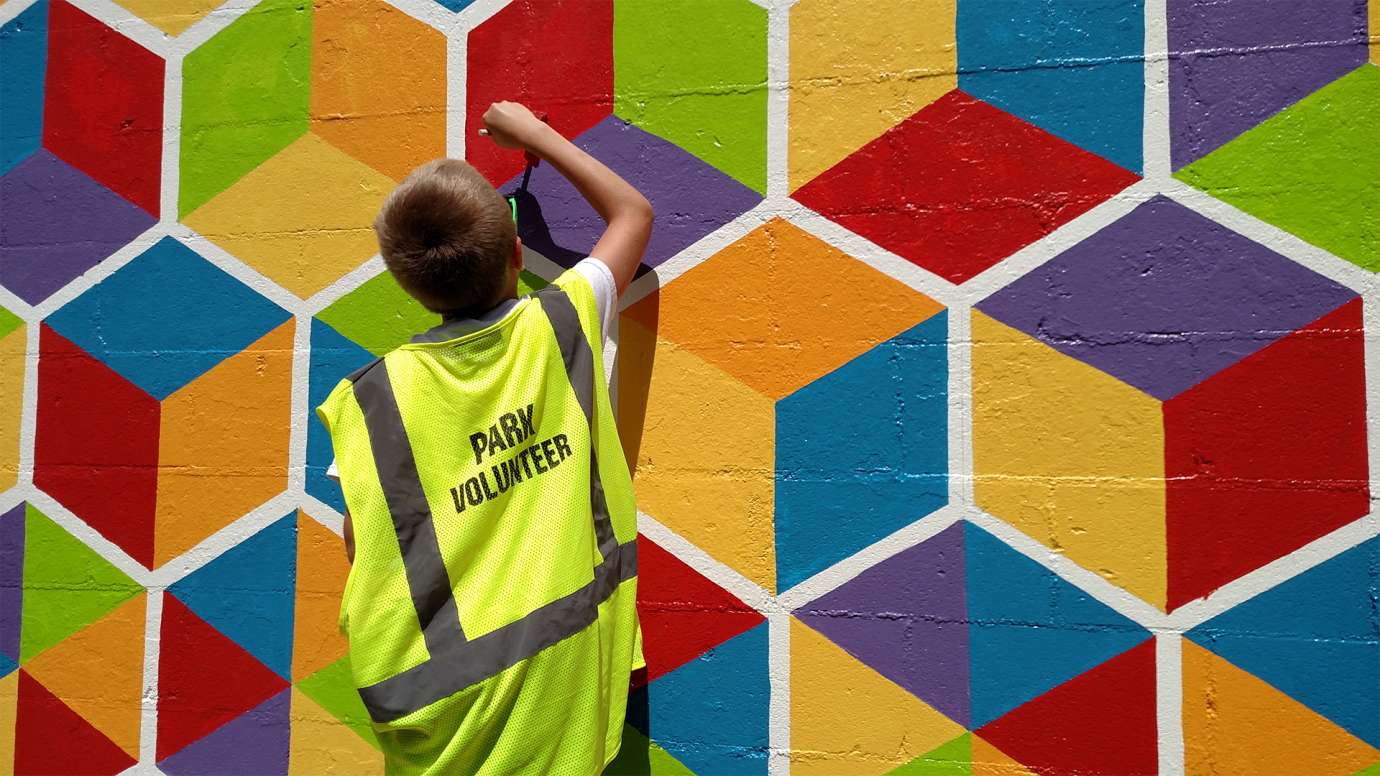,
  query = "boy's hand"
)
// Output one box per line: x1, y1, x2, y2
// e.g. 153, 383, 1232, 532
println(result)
481, 101, 545, 150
